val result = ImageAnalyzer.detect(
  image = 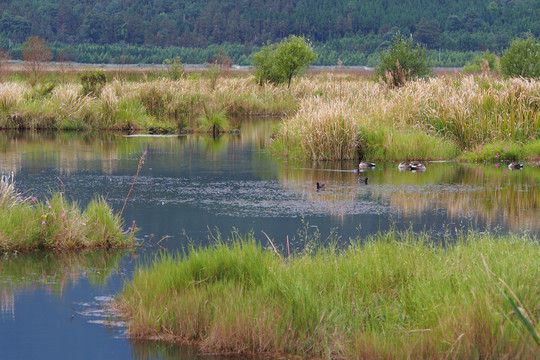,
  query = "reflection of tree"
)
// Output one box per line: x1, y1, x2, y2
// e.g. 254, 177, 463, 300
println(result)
0, 249, 127, 319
